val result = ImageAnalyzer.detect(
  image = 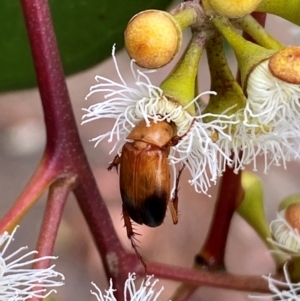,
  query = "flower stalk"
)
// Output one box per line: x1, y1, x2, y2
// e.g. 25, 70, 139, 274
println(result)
236, 14, 284, 51
289, 257, 300, 282
34, 177, 76, 267
203, 32, 246, 118
195, 164, 243, 270
19, 1, 144, 298
0, 156, 57, 233
256, 0, 300, 26
237, 171, 286, 266
160, 31, 205, 115
172, 7, 198, 30
211, 15, 276, 89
